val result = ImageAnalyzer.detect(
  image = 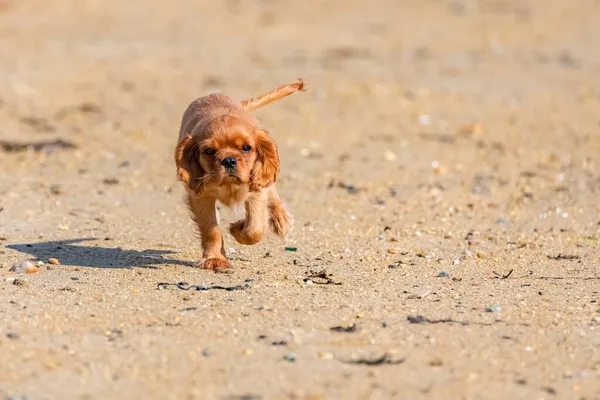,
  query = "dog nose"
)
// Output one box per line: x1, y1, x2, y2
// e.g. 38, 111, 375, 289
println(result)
221, 157, 237, 169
